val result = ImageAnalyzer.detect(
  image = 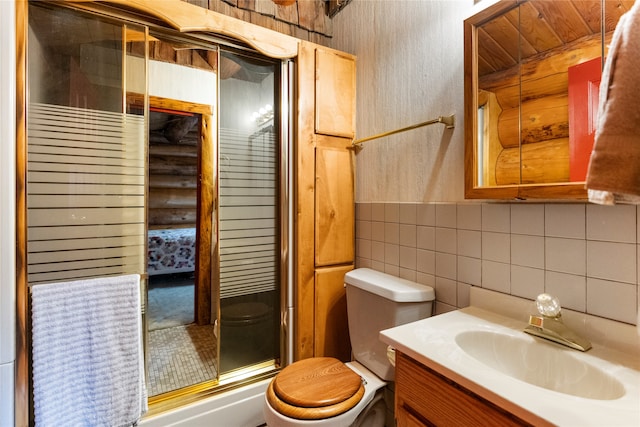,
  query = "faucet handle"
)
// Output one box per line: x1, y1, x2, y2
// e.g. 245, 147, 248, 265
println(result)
535, 293, 562, 318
